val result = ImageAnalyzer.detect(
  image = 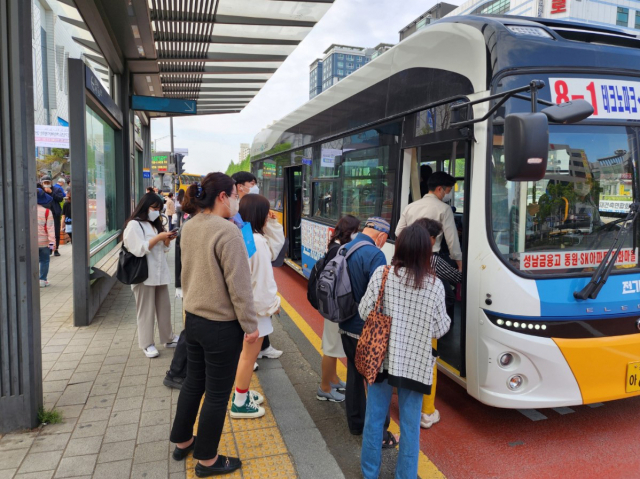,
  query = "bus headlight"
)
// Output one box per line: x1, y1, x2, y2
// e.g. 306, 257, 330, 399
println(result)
499, 353, 514, 368
508, 375, 524, 391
